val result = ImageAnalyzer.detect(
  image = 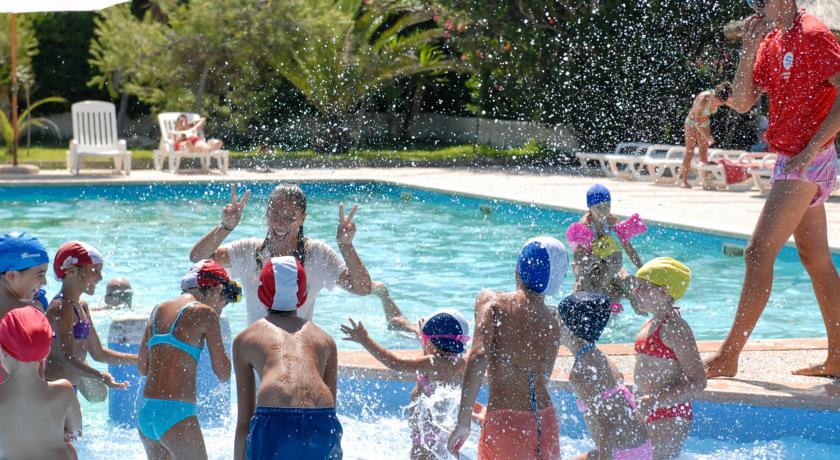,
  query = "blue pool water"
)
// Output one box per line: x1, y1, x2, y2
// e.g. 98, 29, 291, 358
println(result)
3, 181, 839, 458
